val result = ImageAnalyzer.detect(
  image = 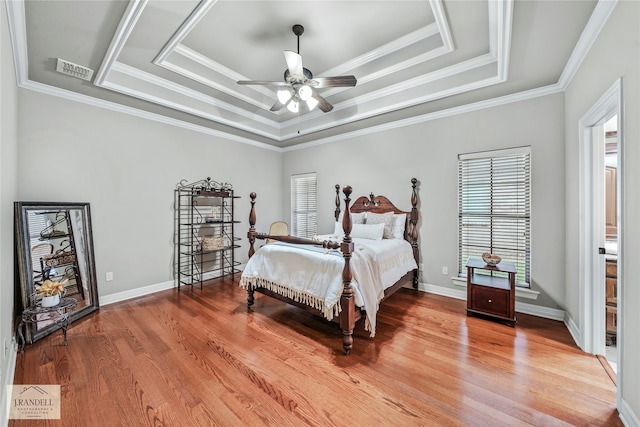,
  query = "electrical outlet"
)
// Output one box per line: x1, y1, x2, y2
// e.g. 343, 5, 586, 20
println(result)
442, 266, 448, 275
105, 272, 113, 282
